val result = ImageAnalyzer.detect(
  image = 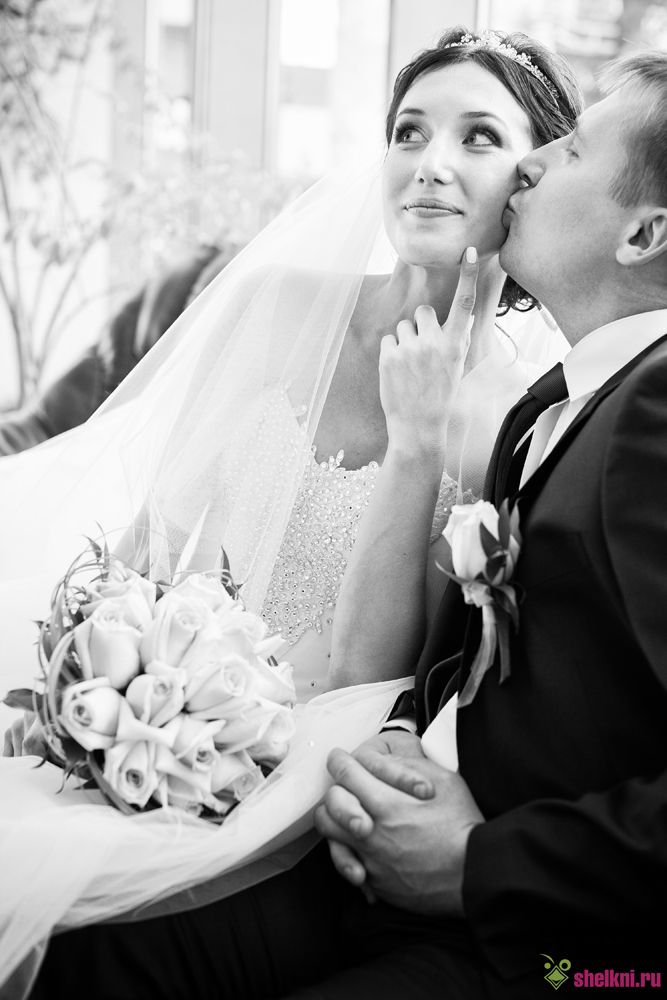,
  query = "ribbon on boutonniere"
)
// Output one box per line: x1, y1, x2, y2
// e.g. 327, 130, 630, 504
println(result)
443, 499, 521, 707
